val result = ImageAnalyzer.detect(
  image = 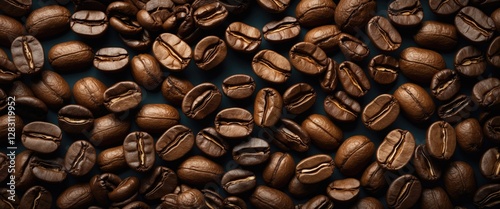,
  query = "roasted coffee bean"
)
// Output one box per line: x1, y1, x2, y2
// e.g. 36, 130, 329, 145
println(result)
393, 83, 435, 122
89, 113, 131, 147
444, 161, 476, 200
338, 33, 370, 61
250, 185, 294, 209
15, 150, 36, 190
221, 169, 256, 194
414, 21, 458, 51
94, 47, 129, 72
25, 5, 71, 40
156, 125, 194, 161
7, 80, 33, 97
263, 152, 295, 188
288, 174, 322, 198
438, 94, 474, 123
177, 155, 224, 185
377, 129, 415, 170
360, 161, 387, 194
153, 33, 192, 71
295, 0, 335, 28
22, 121, 61, 154
20, 186, 52, 209
16, 96, 48, 120
430, 69, 460, 101
324, 91, 361, 122
108, 176, 139, 207
232, 137, 270, 166
215, 107, 253, 138
473, 184, 500, 208
367, 16, 401, 52
120, 30, 152, 51
89, 173, 121, 205
161, 75, 194, 106
135, 0, 173, 32
296, 154, 334, 184
203, 189, 224, 209
123, 131, 155, 172
173, 188, 206, 209
257, 0, 289, 13
253, 49, 291, 84
273, 118, 310, 152
472, 78, 500, 111
97, 145, 128, 172
218, 0, 250, 14
140, 166, 178, 200
387, 0, 423, 27
350, 197, 383, 209
0, 153, 8, 182
222, 74, 255, 100
300, 195, 333, 209
283, 82, 316, 114
64, 140, 96, 176
426, 121, 457, 160
455, 46, 486, 77
362, 94, 400, 131
480, 147, 500, 180
58, 104, 94, 134
0, 15, 24, 47
224, 196, 247, 209
103, 81, 142, 112
30, 70, 71, 109
11, 35, 44, 75
30, 156, 67, 183
193, 2, 228, 29
48, 41, 94, 72
182, 83, 222, 120
420, 187, 454, 209
493, 8, 500, 33
326, 178, 360, 203
193, 35, 227, 71
131, 53, 163, 90
304, 25, 341, 52
455, 118, 483, 153
136, 103, 179, 134
386, 174, 422, 209
0, 189, 18, 208
334, 135, 375, 176
73, 77, 107, 114
335, 0, 375, 32
368, 54, 399, 85
225, 22, 261, 53
254, 87, 283, 127
106, 1, 141, 35
301, 113, 343, 150
289, 42, 329, 75
413, 144, 442, 181
196, 127, 229, 158
0, 0, 31, 17
429, 0, 467, 16
400, 47, 446, 83
70, 10, 108, 38
262, 16, 300, 43
0, 56, 20, 84
122, 201, 150, 209
0, 90, 5, 112
56, 184, 93, 209
455, 6, 496, 43
487, 36, 500, 68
